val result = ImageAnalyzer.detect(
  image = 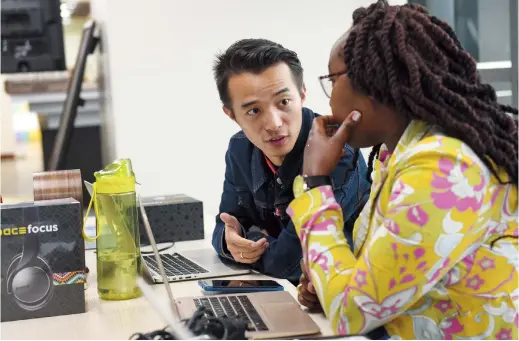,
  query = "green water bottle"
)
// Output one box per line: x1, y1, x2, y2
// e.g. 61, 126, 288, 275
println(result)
85, 159, 142, 300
